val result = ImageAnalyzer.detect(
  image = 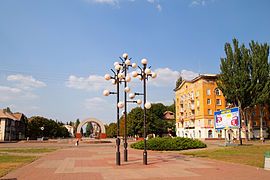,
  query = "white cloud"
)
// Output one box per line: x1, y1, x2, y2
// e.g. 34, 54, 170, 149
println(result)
190, 0, 215, 7
66, 74, 111, 91
83, 0, 162, 11
149, 68, 179, 87
181, 69, 199, 80
0, 85, 38, 102
147, 0, 162, 11
0, 86, 22, 102
156, 4, 162, 11
7, 74, 46, 90
147, 68, 199, 87
83, 0, 119, 6
84, 97, 109, 110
